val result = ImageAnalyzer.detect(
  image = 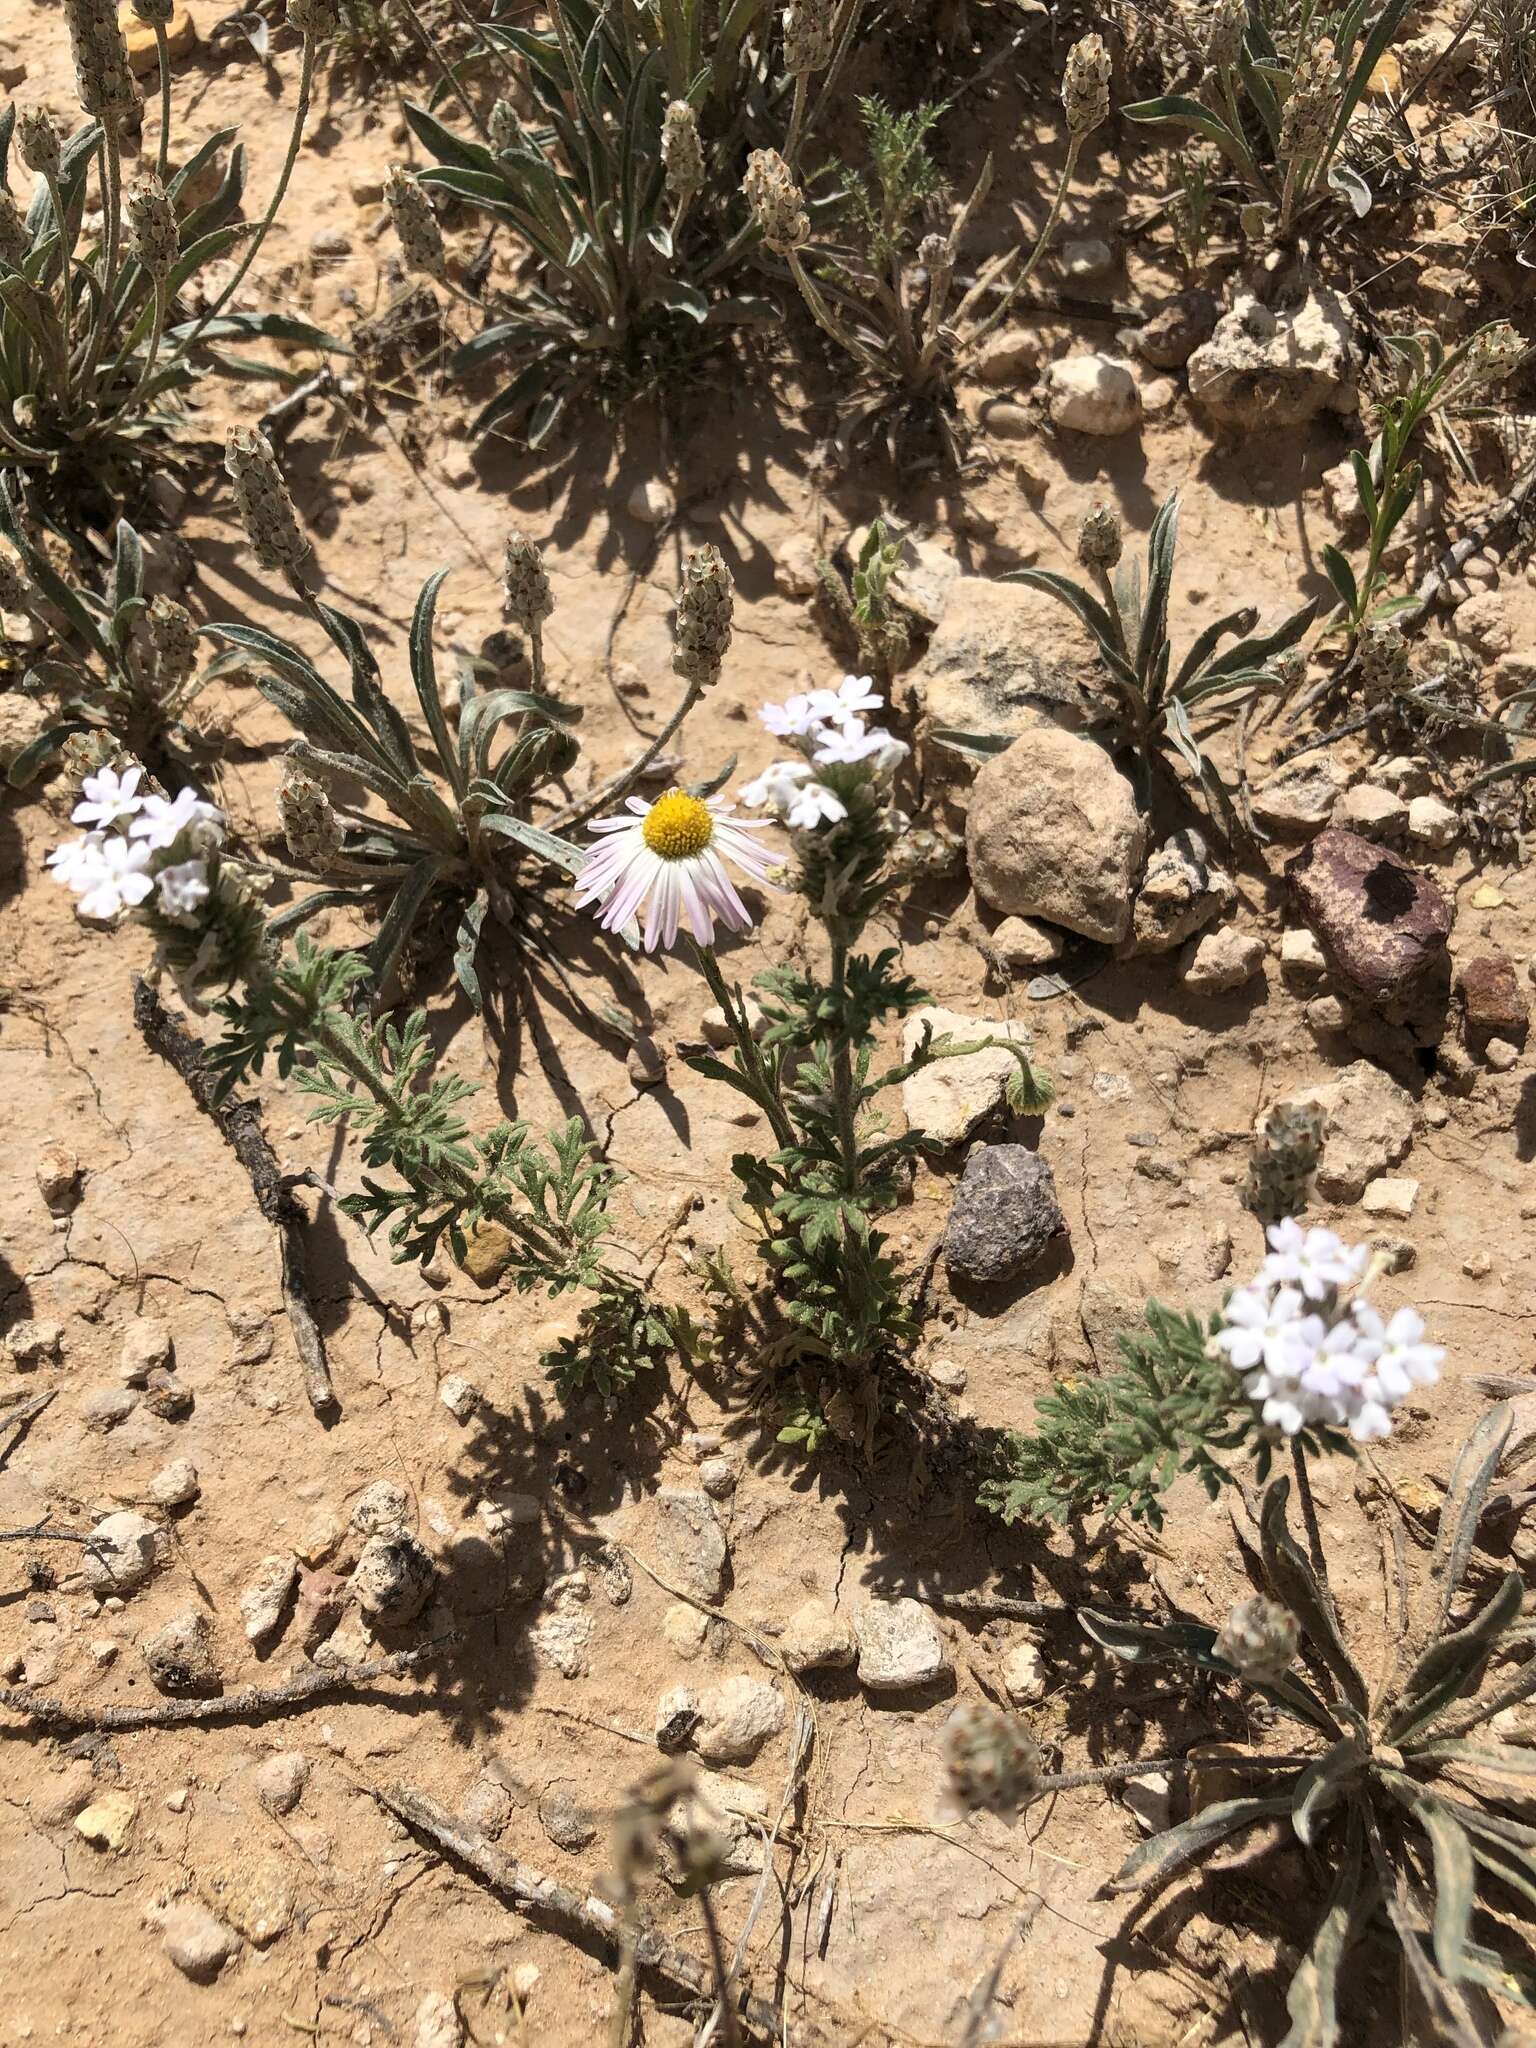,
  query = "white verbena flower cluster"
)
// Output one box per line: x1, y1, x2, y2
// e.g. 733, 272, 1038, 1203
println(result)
741, 674, 908, 831
1212, 1218, 1443, 1443
47, 766, 225, 925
